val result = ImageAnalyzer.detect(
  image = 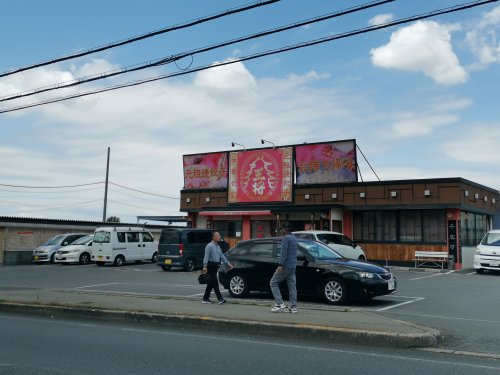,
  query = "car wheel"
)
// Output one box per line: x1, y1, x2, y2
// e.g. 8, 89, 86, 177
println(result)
114, 255, 125, 267
96, 261, 105, 267
50, 253, 56, 263
476, 268, 484, 274
322, 277, 347, 305
228, 273, 249, 298
184, 258, 195, 272
152, 251, 159, 263
161, 265, 171, 271
79, 252, 90, 265
357, 255, 366, 261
